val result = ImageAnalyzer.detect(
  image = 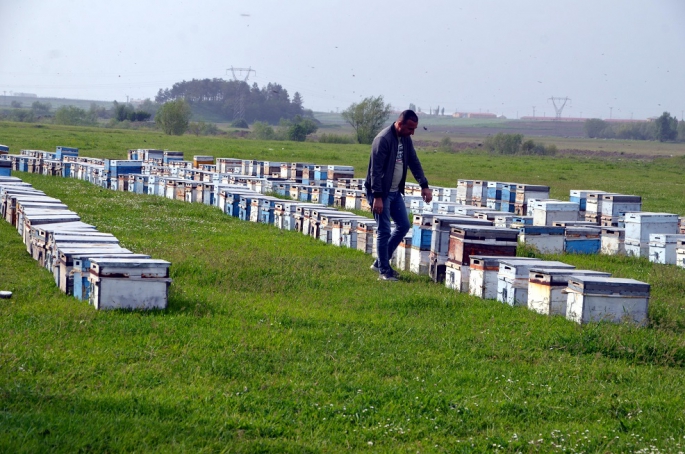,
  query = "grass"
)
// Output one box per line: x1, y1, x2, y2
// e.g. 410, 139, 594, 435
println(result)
2, 123, 685, 451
